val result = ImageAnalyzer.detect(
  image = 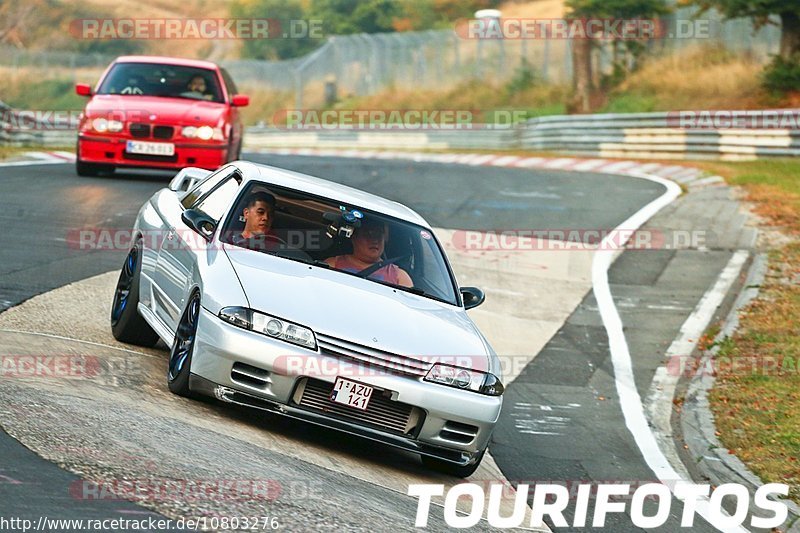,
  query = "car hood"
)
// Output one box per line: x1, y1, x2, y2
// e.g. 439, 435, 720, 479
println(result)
223, 244, 489, 364
85, 95, 226, 125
